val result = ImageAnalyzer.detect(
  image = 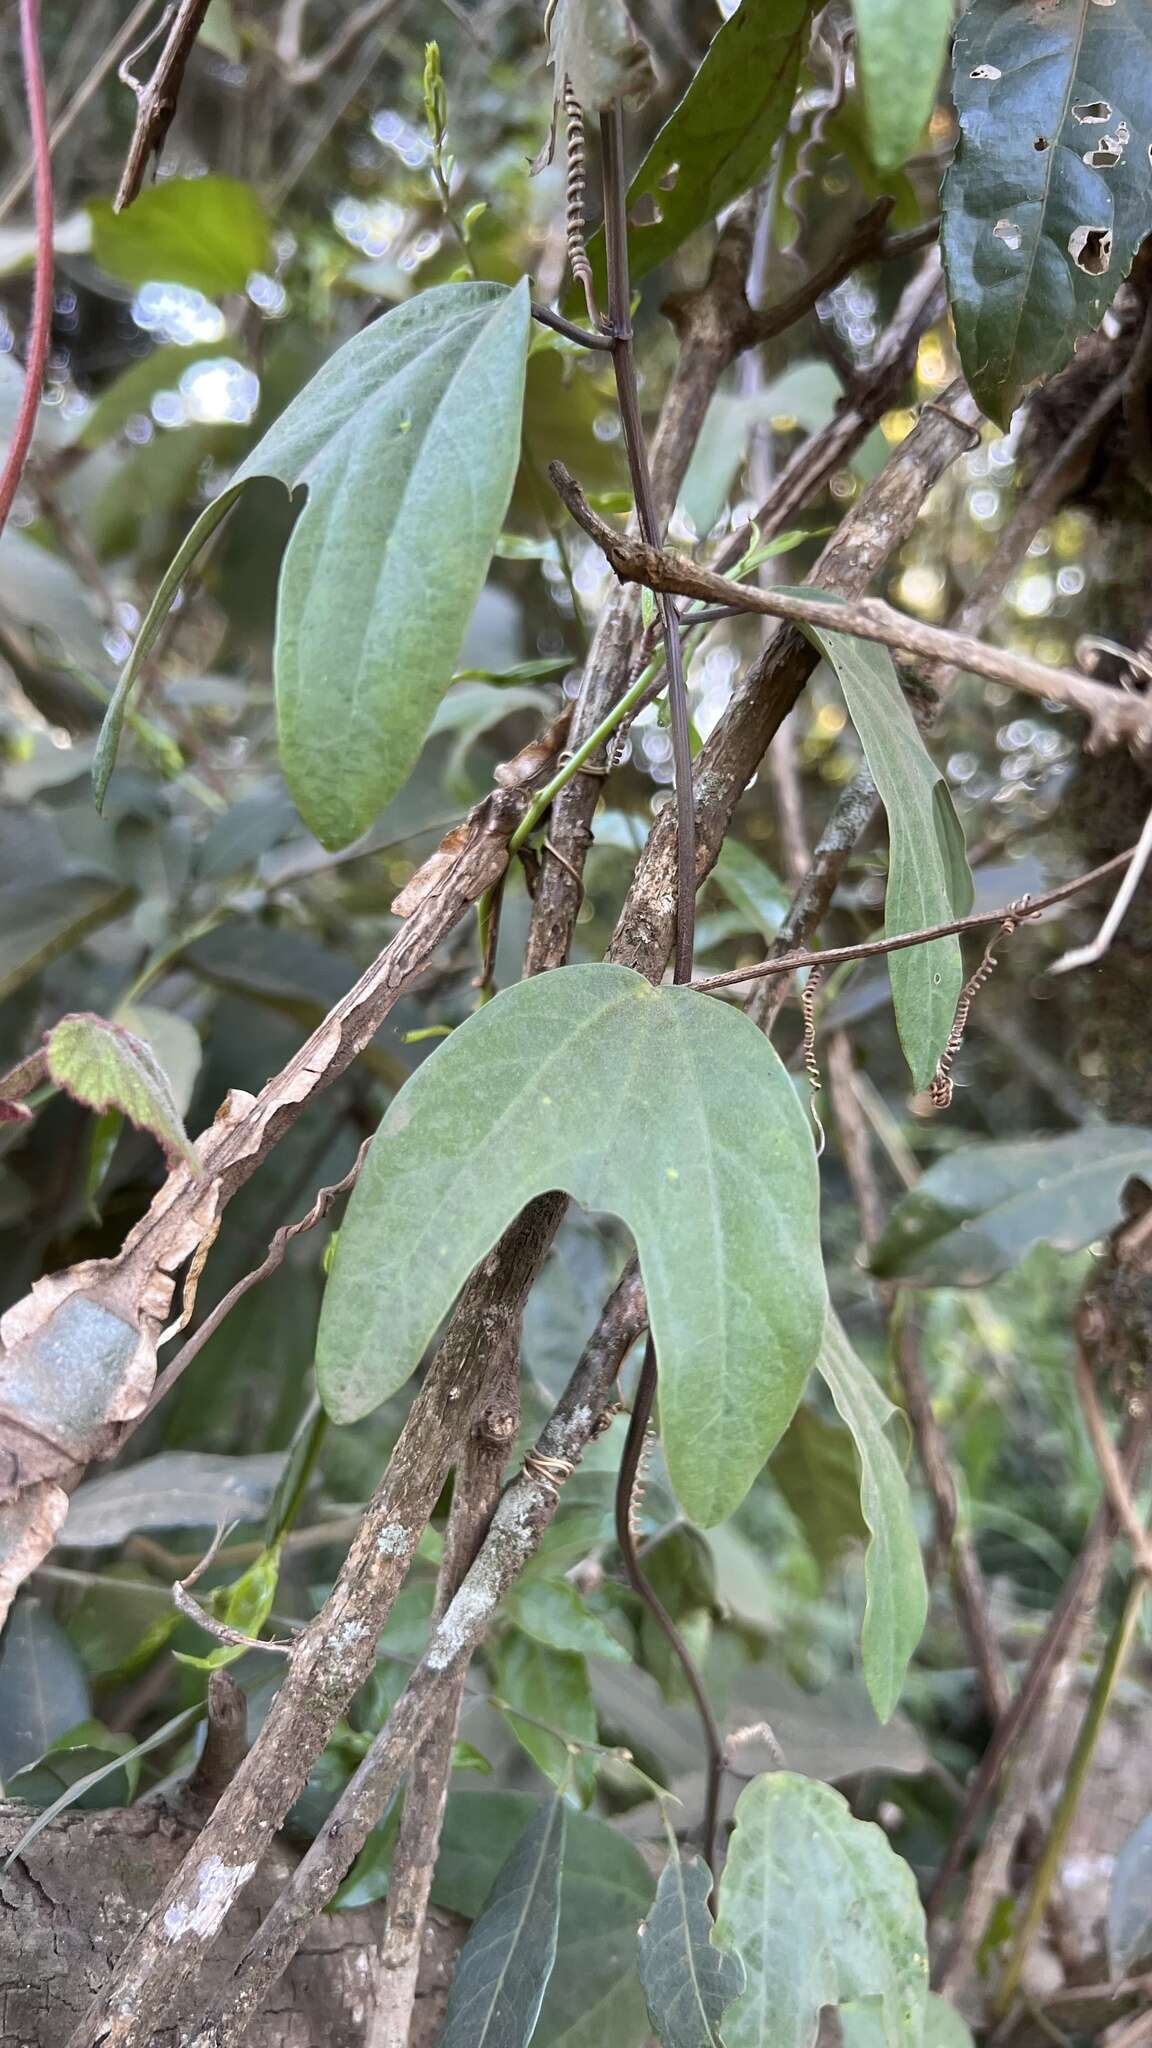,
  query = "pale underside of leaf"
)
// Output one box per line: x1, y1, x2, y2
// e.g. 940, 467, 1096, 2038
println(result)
316, 963, 826, 1526
713, 1772, 928, 2048
942, 0, 1152, 426
45, 1012, 197, 1166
